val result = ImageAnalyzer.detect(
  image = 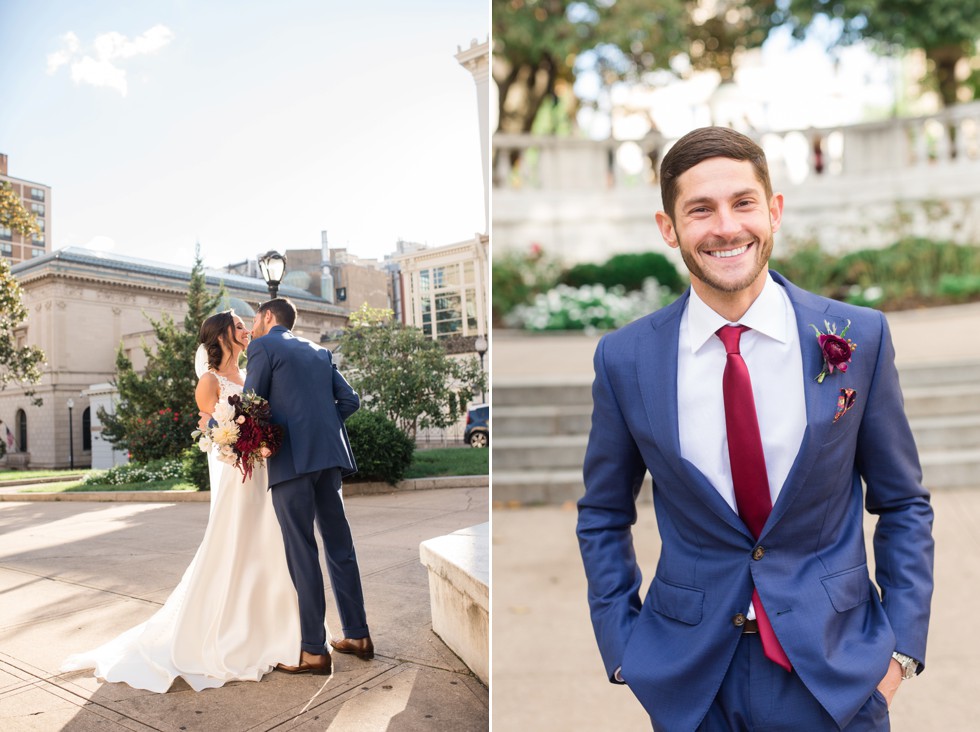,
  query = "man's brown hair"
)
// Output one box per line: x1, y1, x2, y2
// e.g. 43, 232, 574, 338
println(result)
659, 127, 773, 220
257, 297, 297, 330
